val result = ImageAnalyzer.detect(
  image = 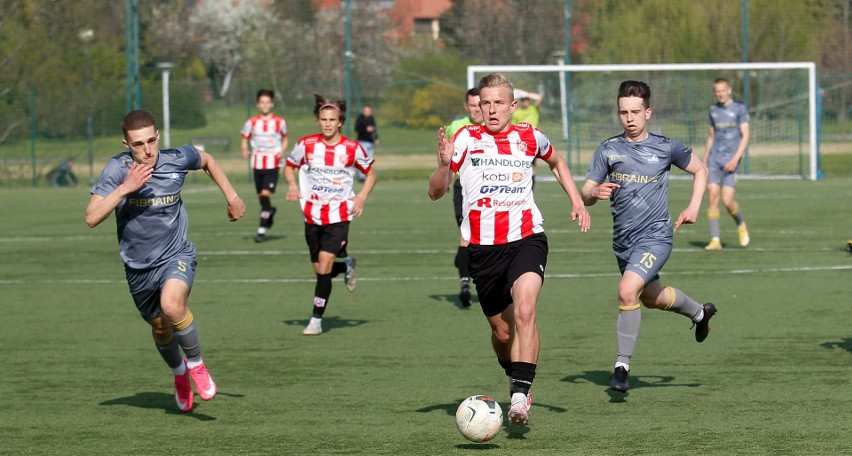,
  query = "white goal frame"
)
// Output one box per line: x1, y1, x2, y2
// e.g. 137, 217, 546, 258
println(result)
468, 62, 820, 180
